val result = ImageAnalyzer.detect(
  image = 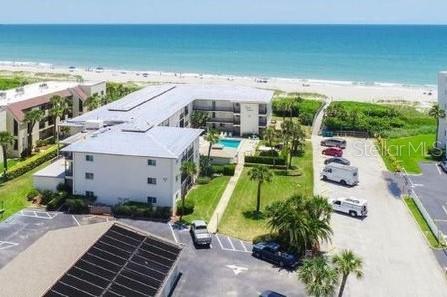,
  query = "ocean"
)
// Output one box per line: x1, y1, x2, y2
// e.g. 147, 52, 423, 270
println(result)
0, 25, 447, 85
